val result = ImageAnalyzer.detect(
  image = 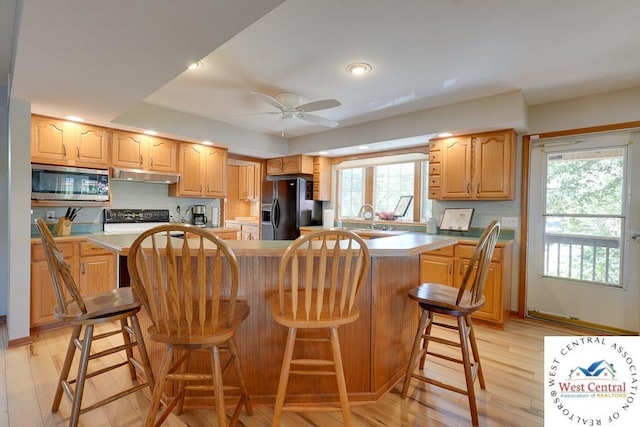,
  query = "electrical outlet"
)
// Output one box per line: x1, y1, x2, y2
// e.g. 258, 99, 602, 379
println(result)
46, 210, 56, 220
501, 216, 518, 228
